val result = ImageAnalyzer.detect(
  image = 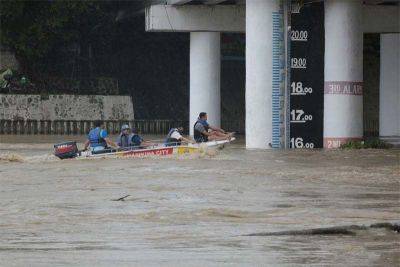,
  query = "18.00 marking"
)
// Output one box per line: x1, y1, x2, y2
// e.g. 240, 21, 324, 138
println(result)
291, 82, 313, 95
